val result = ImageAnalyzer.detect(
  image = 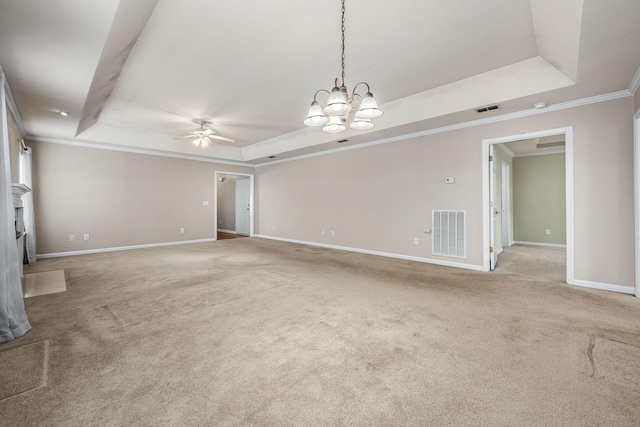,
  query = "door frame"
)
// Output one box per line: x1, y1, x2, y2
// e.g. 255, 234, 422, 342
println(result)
481, 126, 574, 284
214, 171, 255, 239
501, 160, 511, 248
489, 145, 498, 270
